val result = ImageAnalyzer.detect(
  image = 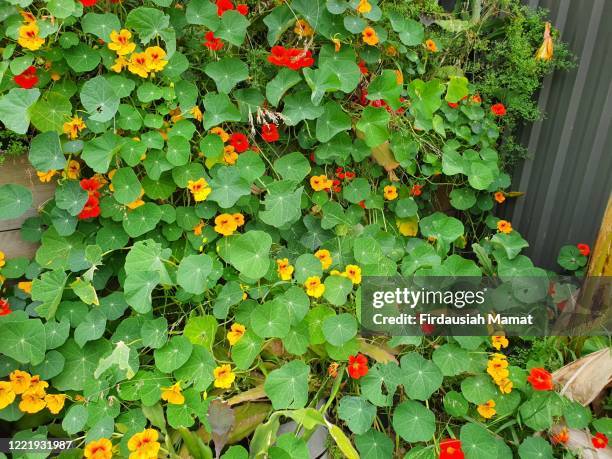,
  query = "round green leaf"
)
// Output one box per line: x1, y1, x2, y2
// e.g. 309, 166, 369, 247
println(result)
0, 184, 33, 220
154, 336, 193, 373
177, 254, 213, 294
392, 400, 435, 443
322, 313, 357, 346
